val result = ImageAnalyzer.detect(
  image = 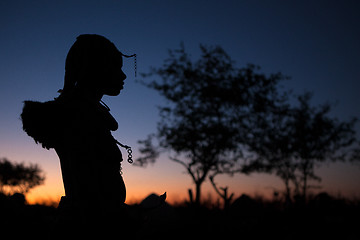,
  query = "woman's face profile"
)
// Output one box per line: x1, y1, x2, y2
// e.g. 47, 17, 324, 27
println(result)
64, 35, 129, 97
102, 53, 127, 96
